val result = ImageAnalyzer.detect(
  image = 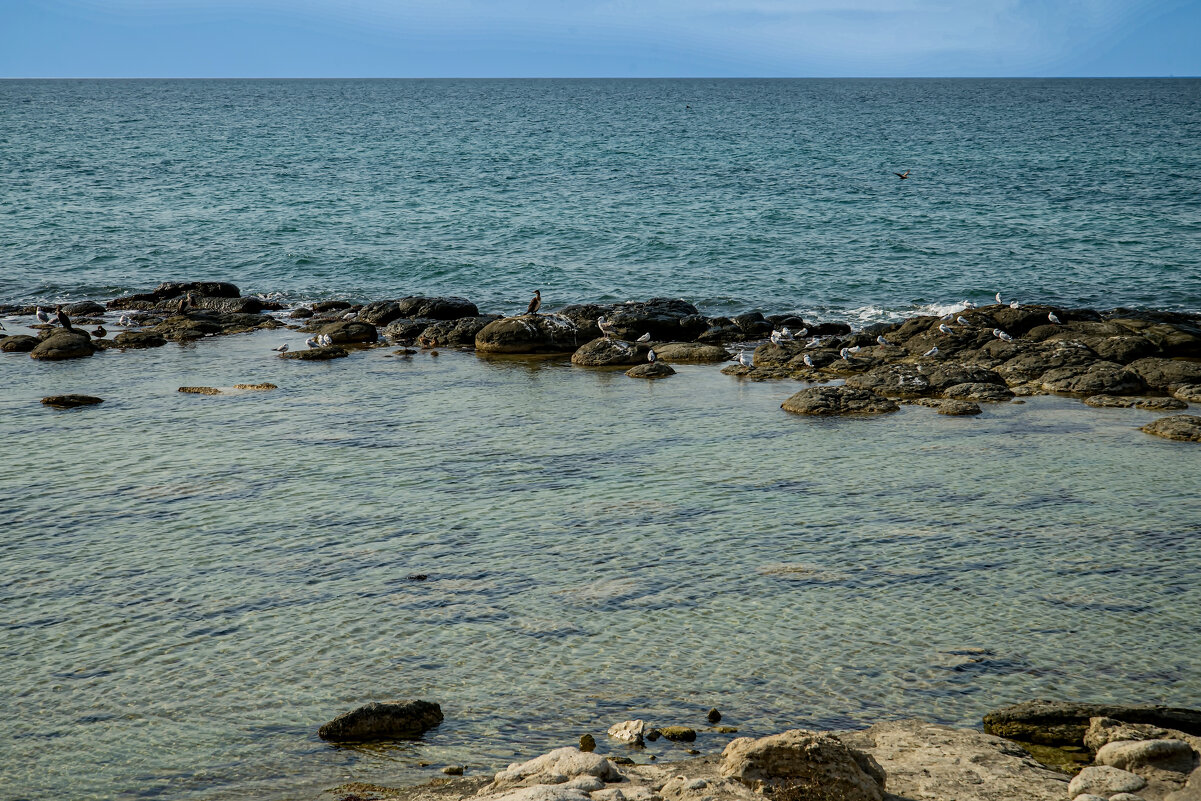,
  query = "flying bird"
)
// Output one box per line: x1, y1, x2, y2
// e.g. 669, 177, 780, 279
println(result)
55, 305, 72, 330
637, 332, 650, 342
938, 323, 953, 334
923, 346, 939, 357
1048, 312, 1062, 325
993, 329, 1013, 342
272, 343, 289, 352
527, 290, 542, 315
894, 170, 910, 179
